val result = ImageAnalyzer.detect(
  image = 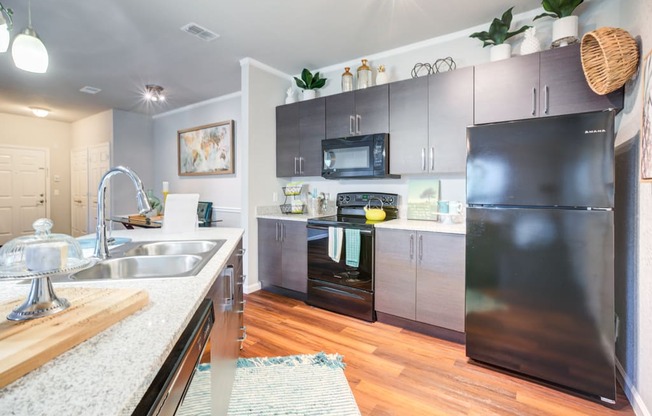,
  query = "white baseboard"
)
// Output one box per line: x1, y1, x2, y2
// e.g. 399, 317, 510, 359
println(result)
616, 358, 650, 416
245, 281, 261, 294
